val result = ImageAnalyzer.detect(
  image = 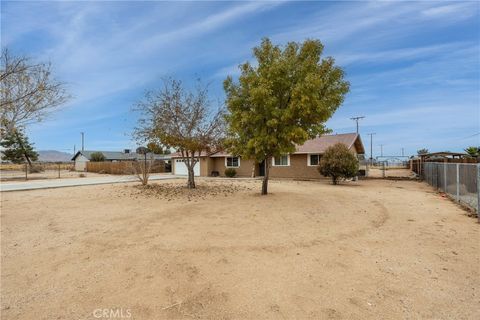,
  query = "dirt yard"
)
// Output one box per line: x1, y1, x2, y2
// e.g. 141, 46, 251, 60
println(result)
1, 178, 478, 319
0, 170, 107, 182
367, 167, 417, 179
